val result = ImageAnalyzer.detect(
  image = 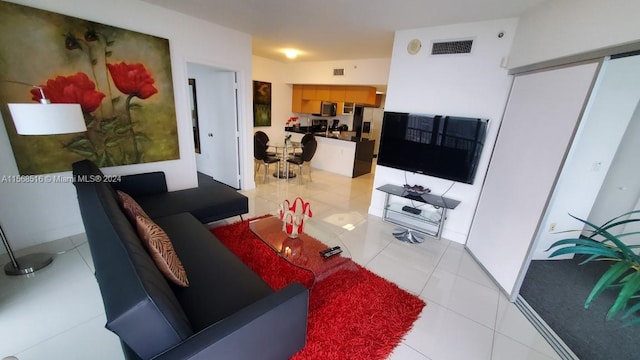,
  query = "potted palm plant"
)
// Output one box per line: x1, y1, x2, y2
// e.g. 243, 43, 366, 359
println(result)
547, 210, 640, 326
